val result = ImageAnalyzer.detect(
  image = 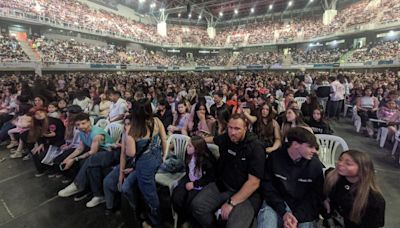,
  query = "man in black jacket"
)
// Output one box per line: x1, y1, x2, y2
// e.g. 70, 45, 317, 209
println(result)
258, 127, 324, 228
192, 113, 265, 228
